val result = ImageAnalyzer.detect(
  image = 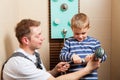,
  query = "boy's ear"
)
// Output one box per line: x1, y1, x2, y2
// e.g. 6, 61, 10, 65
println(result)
21, 37, 29, 44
